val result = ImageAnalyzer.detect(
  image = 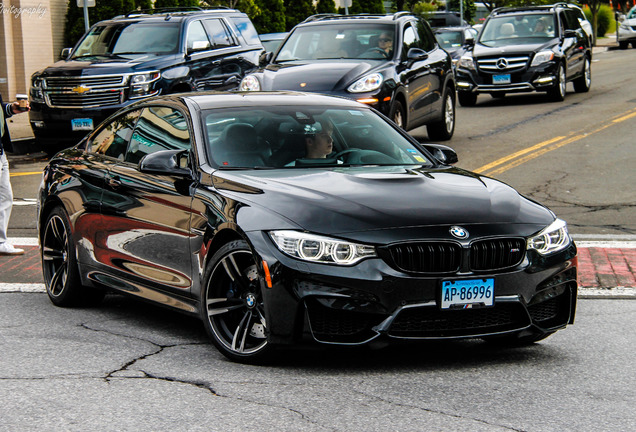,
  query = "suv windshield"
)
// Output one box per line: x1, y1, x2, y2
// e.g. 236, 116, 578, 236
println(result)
204, 106, 432, 168
479, 14, 556, 46
276, 23, 395, 61
72, 22, 181, 59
